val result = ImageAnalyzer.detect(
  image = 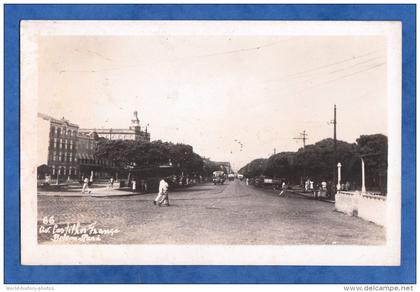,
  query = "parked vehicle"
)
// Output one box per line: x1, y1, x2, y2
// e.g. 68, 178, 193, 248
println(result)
264, 178, 283, 190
